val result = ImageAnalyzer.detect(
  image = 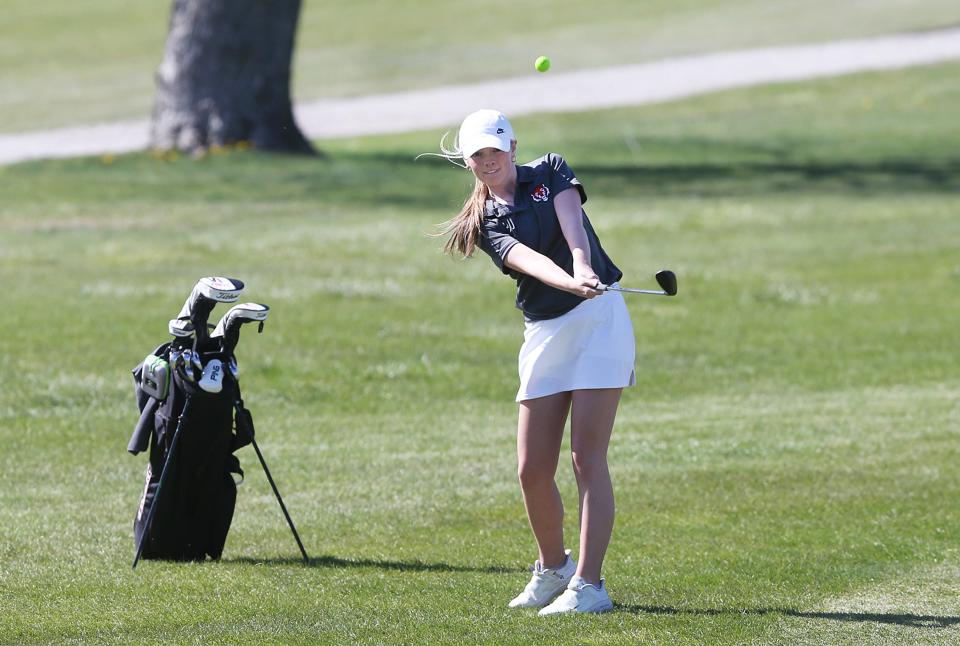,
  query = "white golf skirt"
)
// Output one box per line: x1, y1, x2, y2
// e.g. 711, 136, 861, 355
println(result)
516, 287, 636, 402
